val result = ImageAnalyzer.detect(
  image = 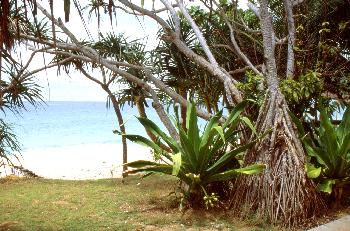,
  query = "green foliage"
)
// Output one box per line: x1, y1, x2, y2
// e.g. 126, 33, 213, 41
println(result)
0, 119, 21, 170
122, 102, 265, 207
281, 71, 323, 103
292, 106, 350, 198
237, 71, 264, 105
